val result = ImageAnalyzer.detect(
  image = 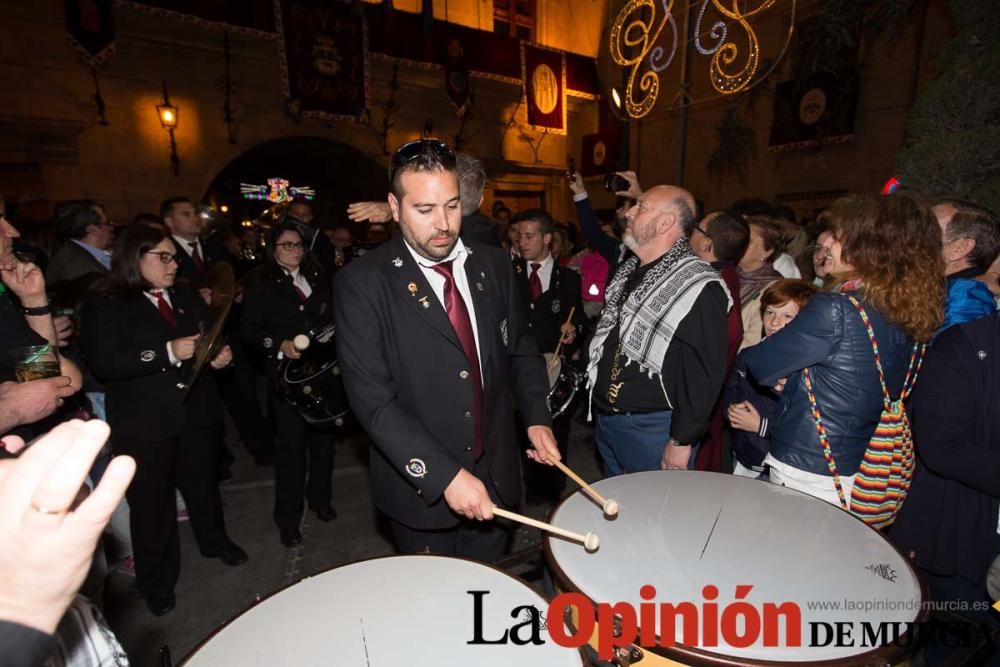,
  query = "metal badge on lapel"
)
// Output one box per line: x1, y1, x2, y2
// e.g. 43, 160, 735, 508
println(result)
419, 296, 430, 309
393, 257, 403, 268
408, 282, 418, 296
